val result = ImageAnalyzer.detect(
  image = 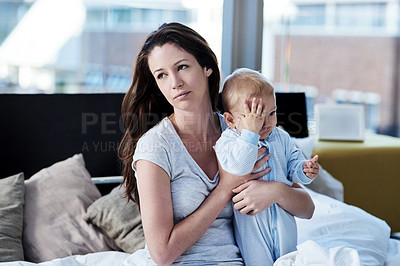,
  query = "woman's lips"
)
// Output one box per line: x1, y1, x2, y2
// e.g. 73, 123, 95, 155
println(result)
174, 91, 190, 100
